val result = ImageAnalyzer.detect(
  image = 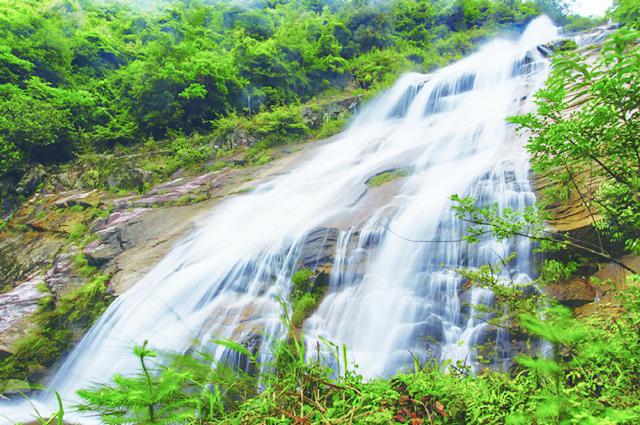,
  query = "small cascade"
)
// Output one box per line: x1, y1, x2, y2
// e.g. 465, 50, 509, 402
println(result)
1, 16, 559, 423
